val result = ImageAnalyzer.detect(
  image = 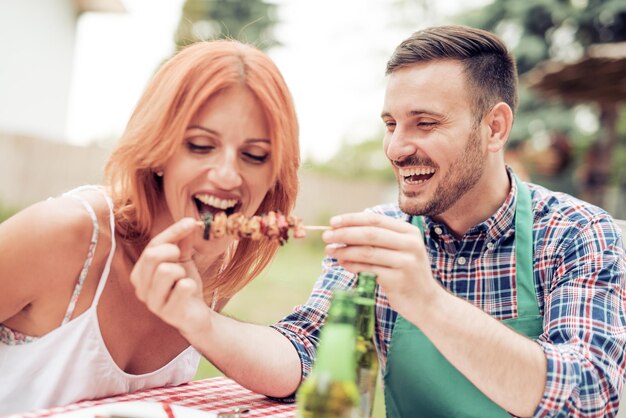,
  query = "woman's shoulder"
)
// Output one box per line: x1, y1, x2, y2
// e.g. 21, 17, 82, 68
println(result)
1, 189, 112, 284
0, 192, 106, 321
30, 192, 102, 244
